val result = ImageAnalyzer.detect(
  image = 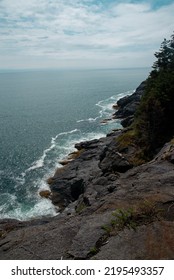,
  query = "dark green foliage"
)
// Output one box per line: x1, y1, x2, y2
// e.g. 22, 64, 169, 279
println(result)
152, 38, 173, 71
135, 32, 174, 158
